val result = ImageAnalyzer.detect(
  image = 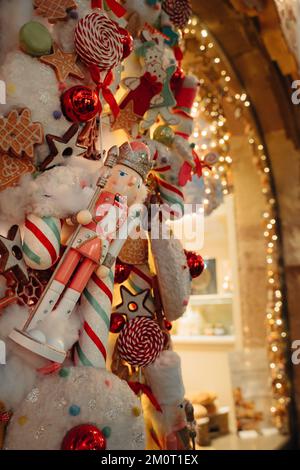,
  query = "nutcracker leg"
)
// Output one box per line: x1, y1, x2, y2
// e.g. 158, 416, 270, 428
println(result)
26, 249, 82, 329
54, 258, 97, 320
